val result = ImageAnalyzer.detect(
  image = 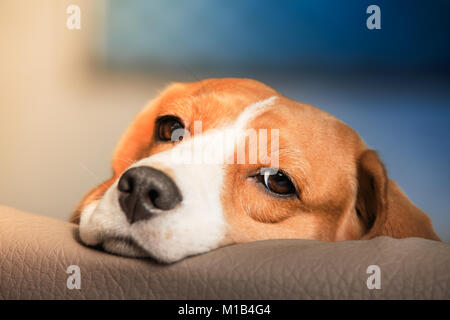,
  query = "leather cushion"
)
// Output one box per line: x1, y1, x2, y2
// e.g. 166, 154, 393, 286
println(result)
0, 205, 449, 299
